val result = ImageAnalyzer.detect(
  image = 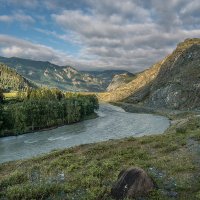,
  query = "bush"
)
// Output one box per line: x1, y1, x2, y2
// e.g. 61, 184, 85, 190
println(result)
5, 183, 65, 200
0, 171, 28, 189
176, 127, 187, 133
